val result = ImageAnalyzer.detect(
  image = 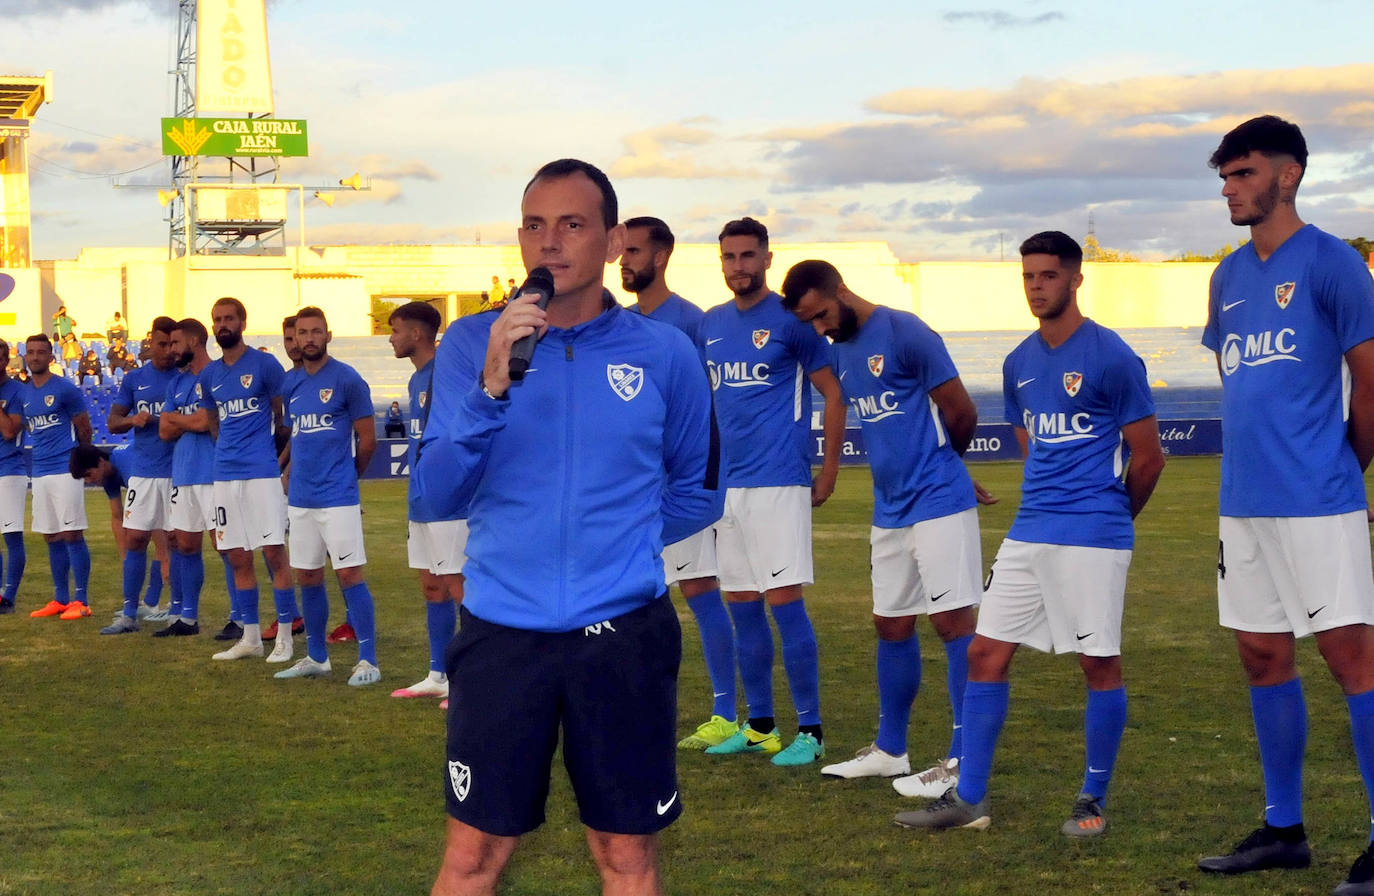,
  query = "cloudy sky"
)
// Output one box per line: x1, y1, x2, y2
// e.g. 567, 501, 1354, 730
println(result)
10, 0, 1374, 261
